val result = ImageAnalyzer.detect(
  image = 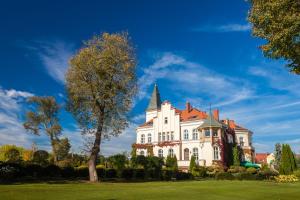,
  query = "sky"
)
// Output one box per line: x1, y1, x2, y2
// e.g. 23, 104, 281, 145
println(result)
0, 0, 300, 155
